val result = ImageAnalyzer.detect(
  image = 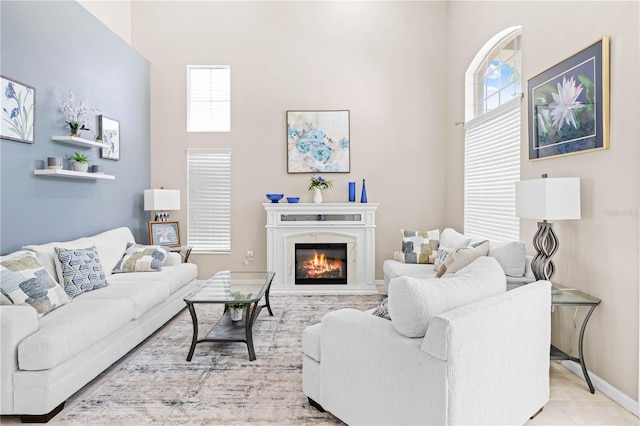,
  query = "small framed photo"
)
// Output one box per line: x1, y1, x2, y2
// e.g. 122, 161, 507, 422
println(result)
99, 115, 120, 160
148, 221, 180, 247
1, 75, 35, 144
